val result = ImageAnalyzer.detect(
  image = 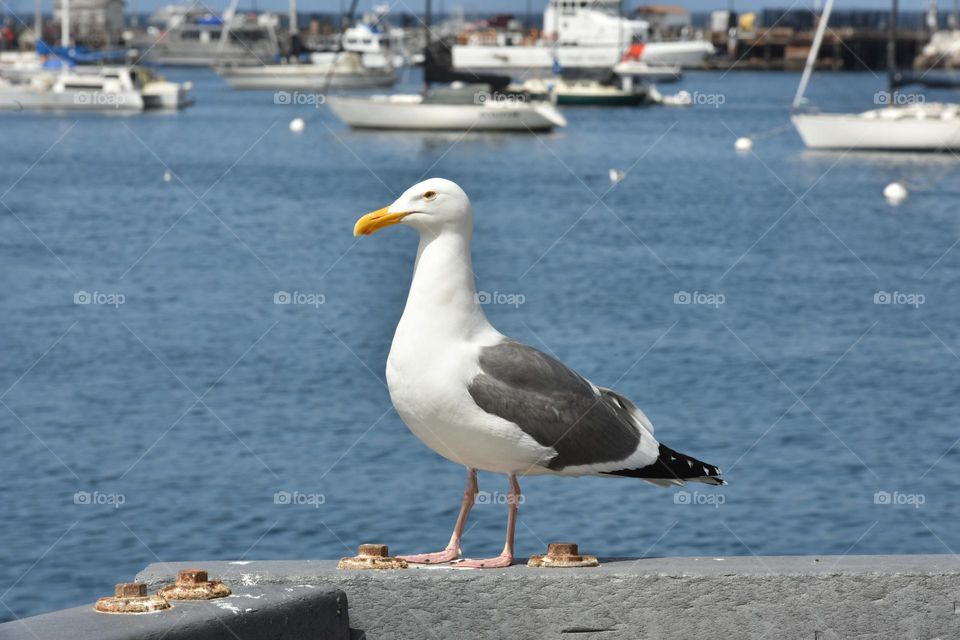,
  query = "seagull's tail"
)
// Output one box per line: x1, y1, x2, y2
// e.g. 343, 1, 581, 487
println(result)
602, 444, 726, 487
